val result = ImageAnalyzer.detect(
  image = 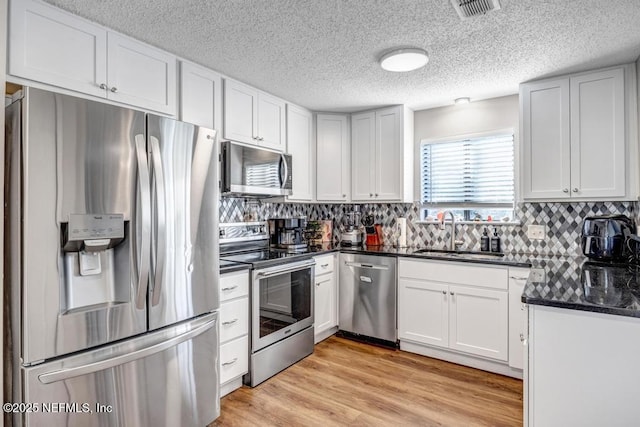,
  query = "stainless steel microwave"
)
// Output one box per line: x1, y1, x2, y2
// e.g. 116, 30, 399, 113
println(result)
220, 141, 293, 197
